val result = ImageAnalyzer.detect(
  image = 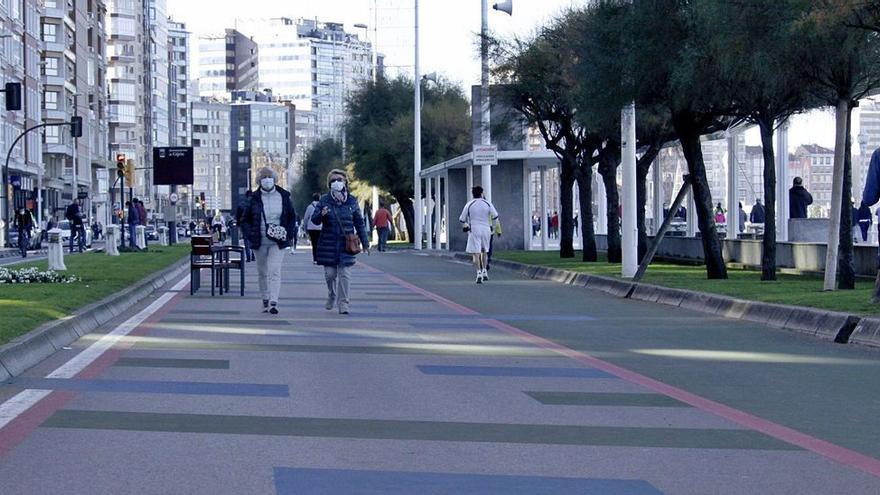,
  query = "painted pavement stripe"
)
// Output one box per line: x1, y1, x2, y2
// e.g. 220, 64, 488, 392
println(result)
411, 322, 492, 330
114, 357, 230, 369
525, 391, 690, 408
0, 278, 189, 432
168, 310, 241, 315
41, 410, 796, 450
130, 340, 560, 357
14, 378, 288, 397
159, 318, 292, 326
370, 263, 880, 478
418, 365, 612, 378
272, 468, 666, 495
